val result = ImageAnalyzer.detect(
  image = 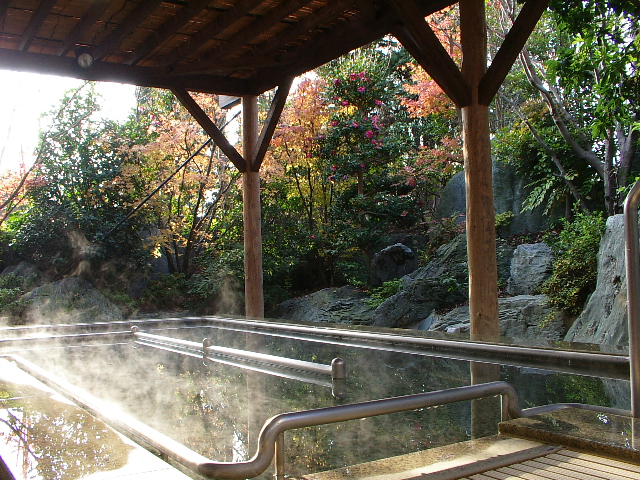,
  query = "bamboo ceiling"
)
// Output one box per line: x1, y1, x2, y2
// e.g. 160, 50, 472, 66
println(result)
0, 0, 456, 96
